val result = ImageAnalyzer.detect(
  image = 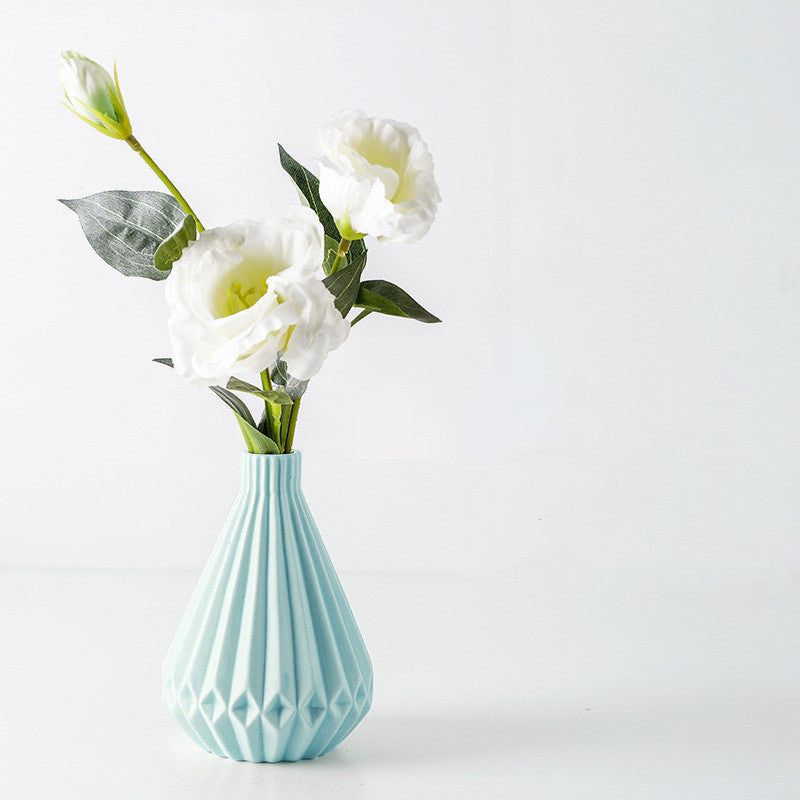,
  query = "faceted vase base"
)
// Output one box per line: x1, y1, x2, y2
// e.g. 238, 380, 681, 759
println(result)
162, 452, 373, 762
